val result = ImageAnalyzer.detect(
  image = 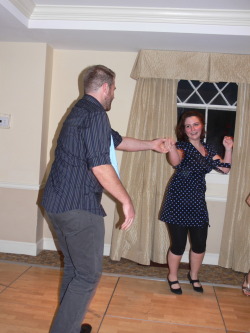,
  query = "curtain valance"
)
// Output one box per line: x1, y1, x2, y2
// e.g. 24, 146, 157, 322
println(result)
131, 49, 250, 83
